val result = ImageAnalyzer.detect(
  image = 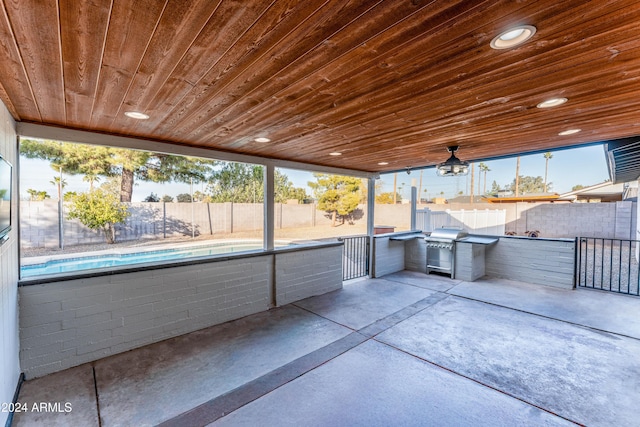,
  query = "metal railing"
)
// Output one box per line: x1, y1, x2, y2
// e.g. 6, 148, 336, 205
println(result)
339, 235, 370, 281
577, 237, 640, 296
